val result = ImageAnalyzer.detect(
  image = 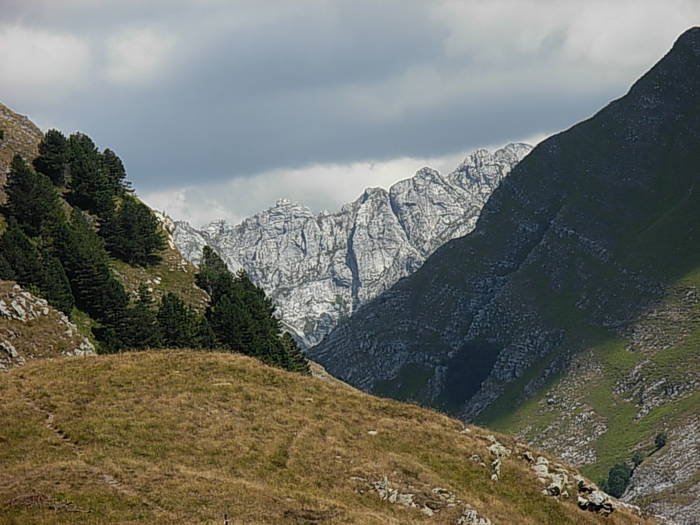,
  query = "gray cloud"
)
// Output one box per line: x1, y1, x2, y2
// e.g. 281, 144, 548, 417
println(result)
1, 1, 698, 224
